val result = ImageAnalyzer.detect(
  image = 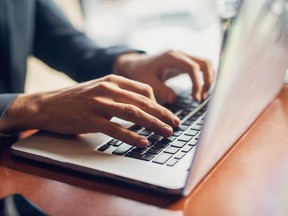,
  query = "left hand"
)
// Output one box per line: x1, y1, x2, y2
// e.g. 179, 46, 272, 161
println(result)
114, 50, 214, 104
